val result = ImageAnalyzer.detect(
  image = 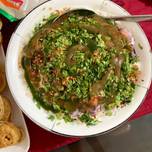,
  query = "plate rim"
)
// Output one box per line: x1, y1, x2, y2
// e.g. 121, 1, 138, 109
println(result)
5, 0, 152, 137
